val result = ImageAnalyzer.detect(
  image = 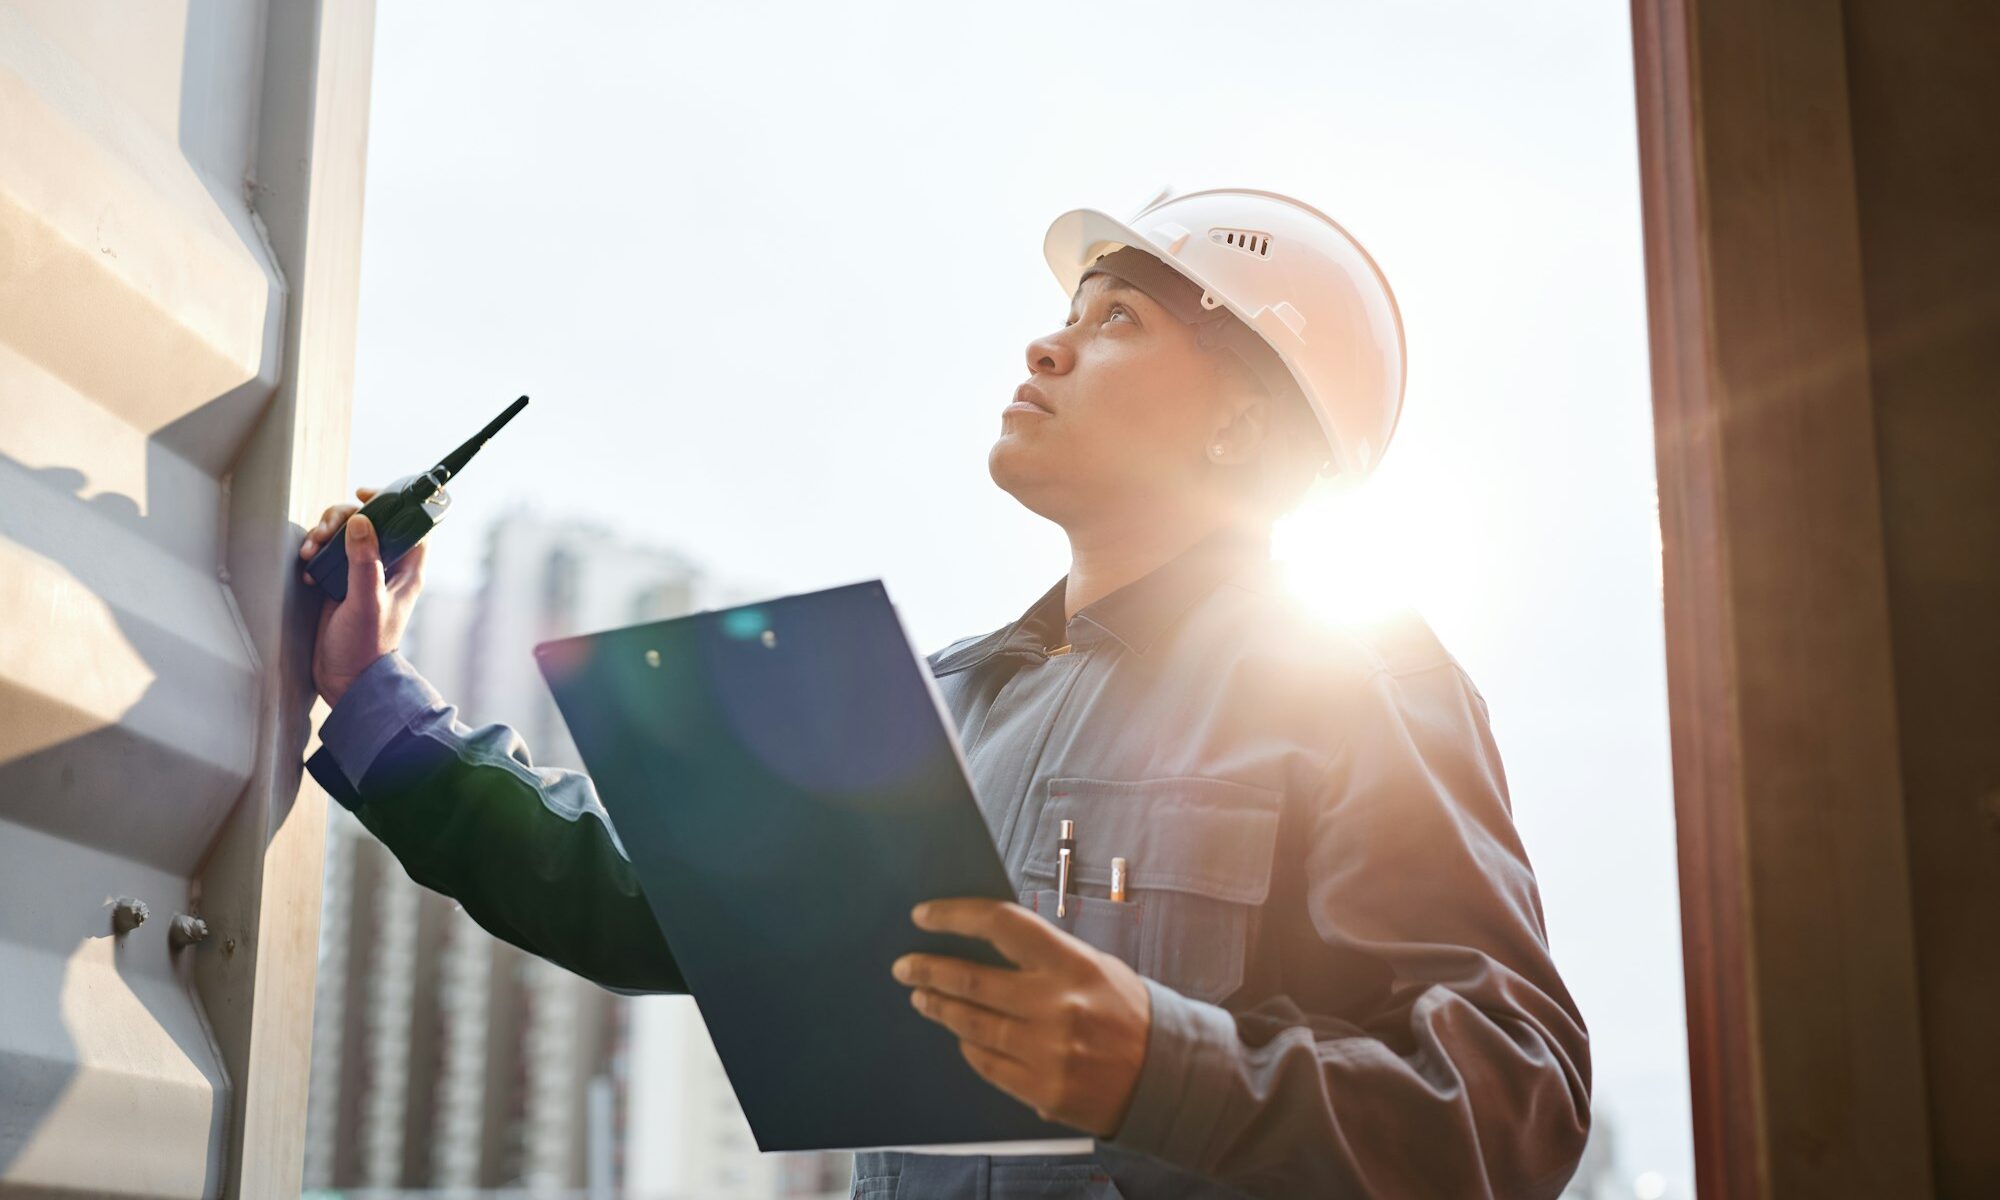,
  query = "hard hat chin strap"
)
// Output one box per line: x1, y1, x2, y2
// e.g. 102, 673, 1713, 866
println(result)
1192, 317, 1306, 409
